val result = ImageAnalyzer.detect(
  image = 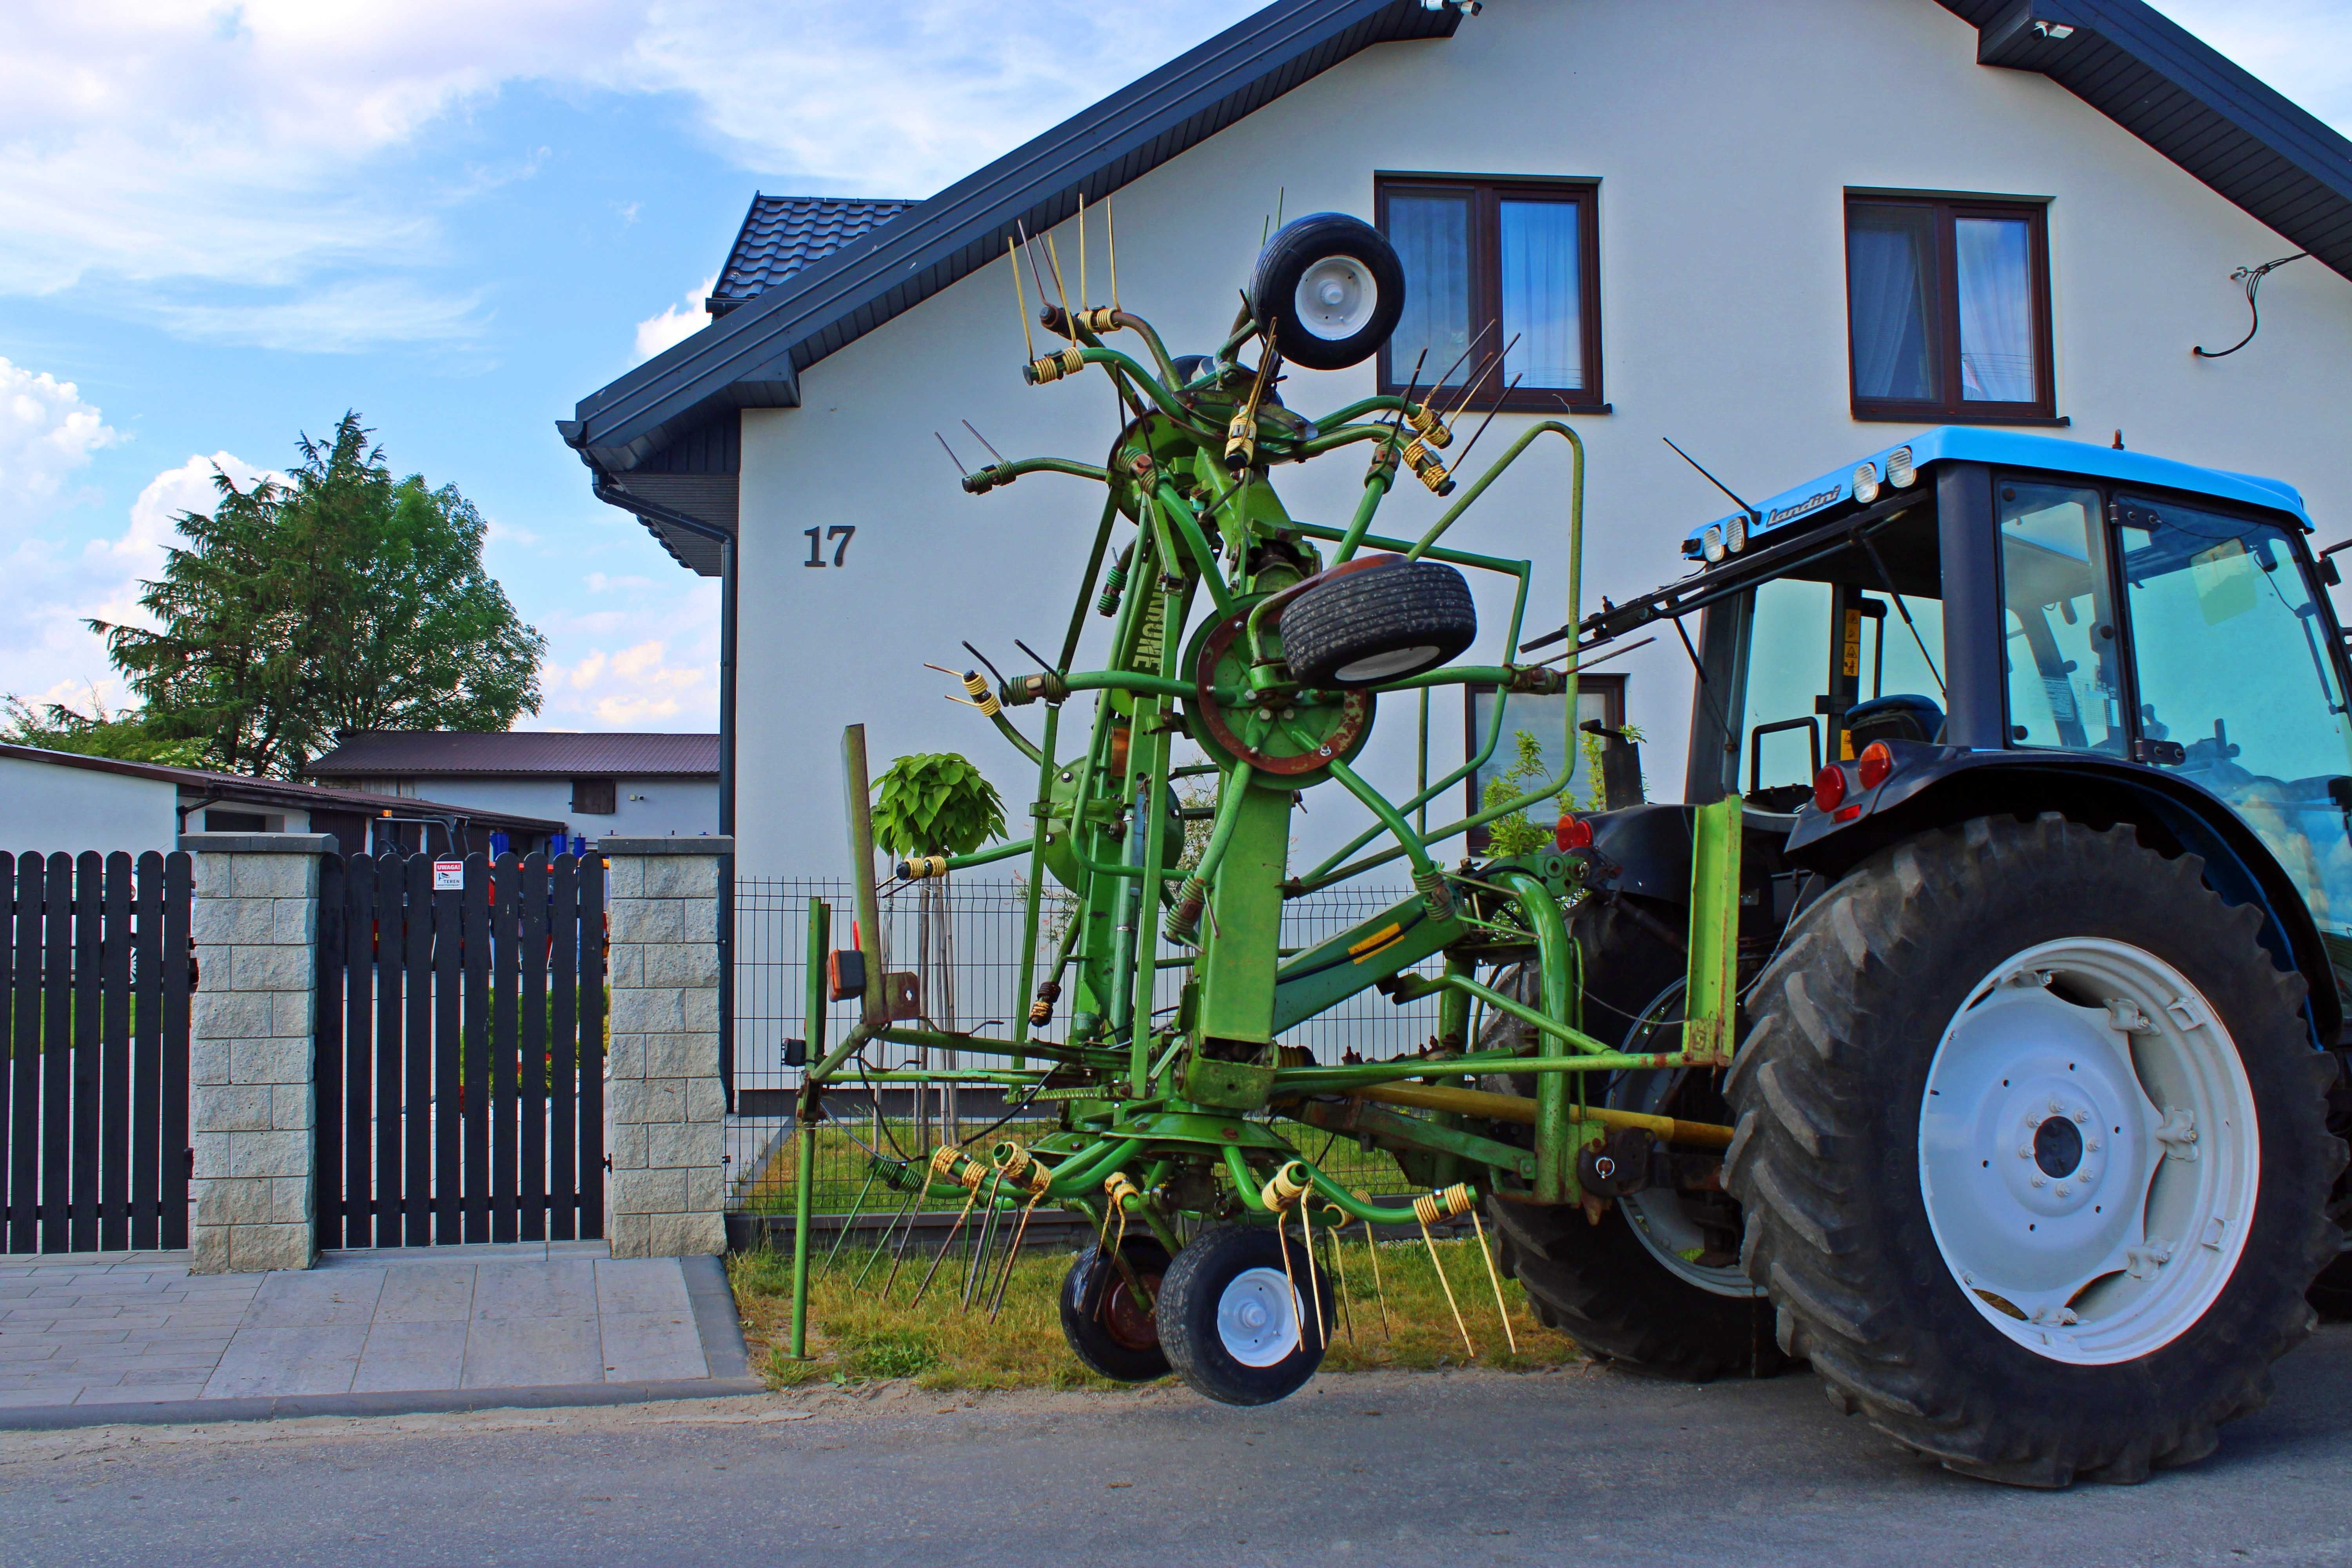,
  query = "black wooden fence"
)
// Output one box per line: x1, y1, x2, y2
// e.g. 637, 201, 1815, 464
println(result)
3, 850, 192, 1254
315, 851, 604, 1247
